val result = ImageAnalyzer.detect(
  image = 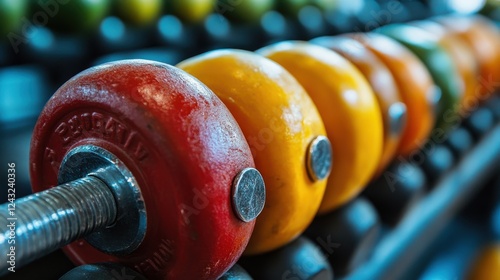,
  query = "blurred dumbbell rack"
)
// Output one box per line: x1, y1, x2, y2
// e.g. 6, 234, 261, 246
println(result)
1, 0, 500, 279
